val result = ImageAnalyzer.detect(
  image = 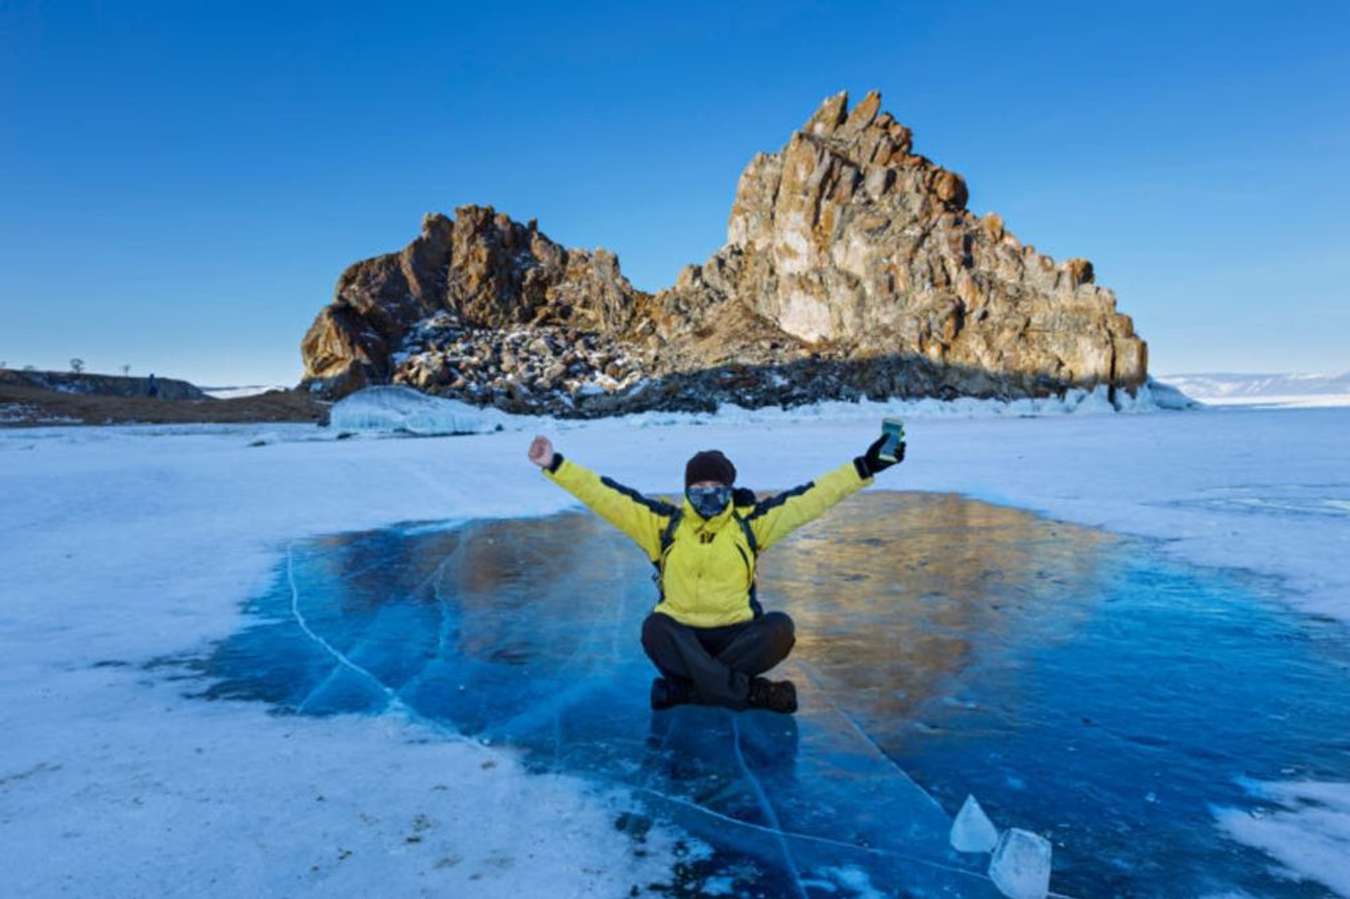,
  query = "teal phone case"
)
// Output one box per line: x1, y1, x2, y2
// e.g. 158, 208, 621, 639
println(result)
880, 418, 905, 462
